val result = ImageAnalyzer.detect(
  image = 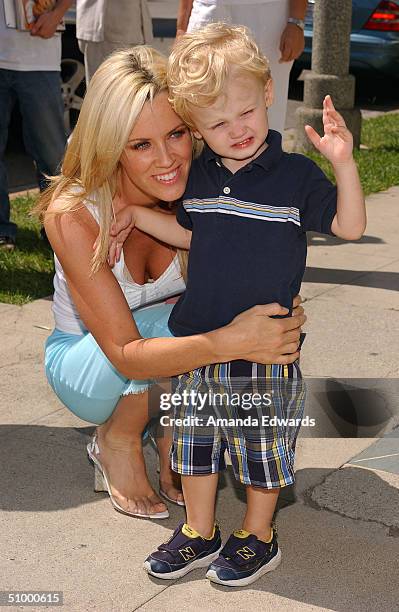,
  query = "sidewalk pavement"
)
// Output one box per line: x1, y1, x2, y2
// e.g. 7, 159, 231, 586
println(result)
1, 185, 399, 611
